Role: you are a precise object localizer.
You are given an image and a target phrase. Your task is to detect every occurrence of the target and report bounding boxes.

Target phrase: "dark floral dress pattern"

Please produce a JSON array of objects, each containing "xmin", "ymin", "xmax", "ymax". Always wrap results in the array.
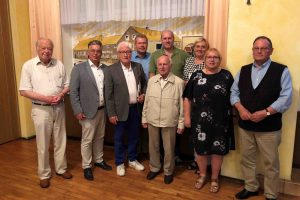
[{"xmin": 183, "ymin": 69, "xmax": 234, "ymax": 155}]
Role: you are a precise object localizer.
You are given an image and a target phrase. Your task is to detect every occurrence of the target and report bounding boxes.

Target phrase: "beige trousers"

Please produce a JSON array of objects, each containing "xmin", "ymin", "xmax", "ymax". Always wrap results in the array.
[
  {"xmin": 239, "ymin": 128, "xmax": 281, "ymax": 199},
  {"xmin": 31, "ymin": 103, "xmax": 67, "ymax": 180},
  {"xmin": 148, "ymin": 124, "xmax": 176, "ymax": 175},
  {"xmin": 79, "ymin": 109, "xmax": 106, "ymax": 169}
]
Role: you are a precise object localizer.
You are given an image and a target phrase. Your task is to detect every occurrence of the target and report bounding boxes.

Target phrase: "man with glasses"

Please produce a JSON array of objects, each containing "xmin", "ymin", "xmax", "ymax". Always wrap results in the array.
[
  {"xmin": 70, "ymin": 40, "xmax": 112, "ymax": 181},
  {"xmin": 231, "ymin": 36, "xmax": 292, "ymax": 200},
  {"xmin": 104, "ymin": 41, "xmax": 147, "ymax": 176}
]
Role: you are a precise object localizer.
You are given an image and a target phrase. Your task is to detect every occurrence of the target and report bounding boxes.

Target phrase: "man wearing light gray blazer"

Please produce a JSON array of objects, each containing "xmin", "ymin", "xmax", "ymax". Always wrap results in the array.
[
  {"xmin": 70, "ymin": 40, "xmax": 112, "ymax": 181},
  {"xmin": 104, "ymin": 41, "xmax": 147, "ymax": 176}
]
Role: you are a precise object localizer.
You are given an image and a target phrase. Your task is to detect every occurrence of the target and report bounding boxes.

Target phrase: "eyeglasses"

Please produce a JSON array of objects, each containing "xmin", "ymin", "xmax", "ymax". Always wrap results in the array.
[
  {"xmin": 252, "ymin": 47, "xmax": 270, "ymax": 52},
  {"xmin": 89, "ymin": 49, "xmax": 101, "ymax": 54},
  {"xmin": 118, "ymin": 51, "xmax": 132, "ymax": 54},
  {"xmin": 206, "ymin": 56, "xmax": 220, "ymax": 60}
]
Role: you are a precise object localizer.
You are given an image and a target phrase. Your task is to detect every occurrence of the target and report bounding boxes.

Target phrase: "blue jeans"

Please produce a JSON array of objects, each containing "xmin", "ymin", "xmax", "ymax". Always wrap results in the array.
[{"xmin": 114, "ymin": 105, "xmax": 140, "ymax": 165}]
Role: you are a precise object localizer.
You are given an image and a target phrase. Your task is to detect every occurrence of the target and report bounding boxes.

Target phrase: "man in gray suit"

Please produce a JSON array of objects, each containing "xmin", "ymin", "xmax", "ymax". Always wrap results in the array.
[
  {"xmin": 70, "ymin": 40, "xmax": 112, "ymax": 181},
  {"xmin": 104, "ymin": 41, "xmax": 147, "ymax": 176}
]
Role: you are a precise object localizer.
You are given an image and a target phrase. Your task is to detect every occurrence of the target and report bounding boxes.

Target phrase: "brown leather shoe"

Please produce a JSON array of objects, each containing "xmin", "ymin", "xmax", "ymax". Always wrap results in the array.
[
  {"xmin": 57, "ymin": 171, "xmax": 73, "ymax": 179},
  {"xmin": 40, "ymin": 178, "xmax": 50, "ymax": 188}
]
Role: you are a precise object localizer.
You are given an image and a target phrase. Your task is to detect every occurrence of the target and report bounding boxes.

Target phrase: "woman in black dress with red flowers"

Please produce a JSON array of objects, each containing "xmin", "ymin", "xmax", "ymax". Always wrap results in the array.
[{"xmin": 183, "ymin": 48, "xmax": 234, "ymax": 193}]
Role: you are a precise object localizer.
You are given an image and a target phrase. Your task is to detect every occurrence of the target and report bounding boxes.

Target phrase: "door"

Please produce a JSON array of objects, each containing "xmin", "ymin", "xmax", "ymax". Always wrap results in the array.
[{"xmin": 0, "ymin": 0, "xmax": 21, "ymax": 143}]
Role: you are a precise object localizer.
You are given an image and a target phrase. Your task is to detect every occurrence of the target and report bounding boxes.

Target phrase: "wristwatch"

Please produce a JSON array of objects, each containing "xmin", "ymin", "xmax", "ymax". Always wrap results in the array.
[{"xmin": 265, "ymin": 109, "xmax": 271, "ymax": 116}]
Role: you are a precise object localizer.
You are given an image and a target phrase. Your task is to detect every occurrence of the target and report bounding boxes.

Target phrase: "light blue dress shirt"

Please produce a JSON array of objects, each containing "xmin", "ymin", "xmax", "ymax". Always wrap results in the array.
[
  {"xmin": 131, "ymin": 51, "xmax": 151, "ymax": 80},
  {"xmin": 230, "ymin": 59, "xmax": 292, "ymax": 113}
]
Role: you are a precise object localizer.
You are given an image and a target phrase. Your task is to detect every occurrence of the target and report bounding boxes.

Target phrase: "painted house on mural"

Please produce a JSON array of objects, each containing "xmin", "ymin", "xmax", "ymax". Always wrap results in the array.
[
  {"xmin": 73, "ymin": 26, "xmax": 182, "ymax": 64},
  {"xmin": 101, "ymin": 35, "xmax": 122, "ymax": 63}
]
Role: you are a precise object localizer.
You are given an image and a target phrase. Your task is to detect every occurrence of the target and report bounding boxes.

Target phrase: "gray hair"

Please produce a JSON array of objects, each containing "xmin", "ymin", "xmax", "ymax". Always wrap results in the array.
[
  {"xmin": 157, "ymin": 54, "xmax": 172, "ymax": 65},
  {"xmin": 117, "ymin": 41, "xmax": 133, "ymax": 52},
  {"xmin": 35, "ymin": 38, "xmax": 54, "ymax": 49}
]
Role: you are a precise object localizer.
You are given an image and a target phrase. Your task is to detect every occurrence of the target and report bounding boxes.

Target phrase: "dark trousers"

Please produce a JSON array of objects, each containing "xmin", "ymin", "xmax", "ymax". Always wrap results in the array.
[{"xmin": 114, "ymin": 105, "xmax": 140, "ymax": 166}]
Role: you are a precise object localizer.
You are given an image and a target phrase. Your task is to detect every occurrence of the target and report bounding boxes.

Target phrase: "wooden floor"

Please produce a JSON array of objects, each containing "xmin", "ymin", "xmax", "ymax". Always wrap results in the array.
[{"xmin": 0, "ymin": 139, "xmax": 298, "ymax": 200}]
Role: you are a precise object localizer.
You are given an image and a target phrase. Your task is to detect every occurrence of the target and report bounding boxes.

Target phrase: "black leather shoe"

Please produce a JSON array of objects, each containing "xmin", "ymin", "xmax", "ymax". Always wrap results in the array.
[
  {"xmin": 83, "ymin": 168, "xmax": 94, "ymax": 181},
  {"xmin": 147, "ymin": 171, "xmax": 159, "ymax": 180},
  {"xmin": 94, "ymin": 161, "xmax": 112, "ymax": 171},
  {"xmin": 235, "ymin": 189, "xmax": 259, "ymax": 199},
  {"xmin": 266, "ymin": 198, "xmax": 276, "ymax": 200},
  {"xmin": 164, "ymin": 174, "xmax": 173, "ymax": 184}
]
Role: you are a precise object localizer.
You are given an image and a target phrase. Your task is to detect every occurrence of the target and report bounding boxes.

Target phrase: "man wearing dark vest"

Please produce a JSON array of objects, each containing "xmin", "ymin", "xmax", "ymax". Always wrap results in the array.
[{"xmin": 231, "ymin": 36, "xmax": 292, "ymax": 200}]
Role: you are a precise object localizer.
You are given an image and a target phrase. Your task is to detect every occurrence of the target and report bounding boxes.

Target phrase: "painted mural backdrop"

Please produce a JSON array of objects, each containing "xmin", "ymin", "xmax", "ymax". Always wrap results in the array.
[{"xmin": 64, "ymin": 16, "xmax": 204, "ymax": 66}]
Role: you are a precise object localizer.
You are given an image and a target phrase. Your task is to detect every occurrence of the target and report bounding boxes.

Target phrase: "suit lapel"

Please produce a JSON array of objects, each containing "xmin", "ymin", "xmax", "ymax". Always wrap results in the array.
[
  {"xmin": 116, "ymin": 61, "xmax": 128, "ymax": 87},
  {"xmin": 85, "ymin": 61, "xmax": 98, "ymax": 88},
  {"xmin": 132, "ymin": 62, "xmax": 139, "ymax": 85}
]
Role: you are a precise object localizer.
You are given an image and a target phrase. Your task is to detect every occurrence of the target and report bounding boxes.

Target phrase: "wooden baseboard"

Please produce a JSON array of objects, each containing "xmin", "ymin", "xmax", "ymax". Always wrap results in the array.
[
  {"xmin": 21, "ymin": 135, "xmax": 36, "ymax": 140},
  {"xmin": 257, "ymin": 174, "xmax": 300, "ymax": 196}
]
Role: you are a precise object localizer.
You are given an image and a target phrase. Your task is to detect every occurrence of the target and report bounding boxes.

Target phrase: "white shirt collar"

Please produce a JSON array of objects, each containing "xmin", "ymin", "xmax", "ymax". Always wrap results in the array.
[
  {"xmin": 88, "ymin": 59, "xmax": 102, "ymax": 68},
  {"xmin": 121, "ymin": 62, "xmax": 132, "ymax": 71}
]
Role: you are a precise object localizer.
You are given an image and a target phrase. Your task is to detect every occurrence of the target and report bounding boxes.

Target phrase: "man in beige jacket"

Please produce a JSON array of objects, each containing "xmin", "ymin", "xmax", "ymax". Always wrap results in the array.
[{"xmin": 142, "ymin": 55, "xmax": 184, "ymax": 184}]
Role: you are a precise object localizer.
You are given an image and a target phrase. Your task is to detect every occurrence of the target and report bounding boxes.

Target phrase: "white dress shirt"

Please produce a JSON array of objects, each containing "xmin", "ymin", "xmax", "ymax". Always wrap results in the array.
[
  {"xmin": 121, "ymin": 63, "xmax": 138, "ymax": 104},
  {"xmin": 89, "ymin": 60, "xmax": 104, "ymax": 107}
]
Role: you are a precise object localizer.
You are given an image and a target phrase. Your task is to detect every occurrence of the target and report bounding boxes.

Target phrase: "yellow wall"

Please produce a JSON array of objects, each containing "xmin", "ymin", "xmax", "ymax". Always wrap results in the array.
[
  {"xmin": 9, "ymin": 0, "xmax": 35, "ymax": 138},
  {"xmin": 222, "ymin": 0, "xmax": 300, "ymax": 180}
]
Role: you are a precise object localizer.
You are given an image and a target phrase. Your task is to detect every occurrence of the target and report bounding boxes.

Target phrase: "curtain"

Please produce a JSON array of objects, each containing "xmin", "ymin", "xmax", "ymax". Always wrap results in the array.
[
  {"xmin": 204, "ymin": 0, "xmax": 229, "ymax": 67},
  {"xmin": 29, "ymin": 0, "xmax": 62, "ymax": 60},
  {"xmin": 60, "ymin": 0, "xmax": 205, "ymax": 25}
]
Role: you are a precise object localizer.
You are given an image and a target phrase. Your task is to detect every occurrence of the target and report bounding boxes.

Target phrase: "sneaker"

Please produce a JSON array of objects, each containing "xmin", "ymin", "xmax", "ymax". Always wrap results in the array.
[
  {"xmin": 128, "ymin": 160, "xmax": 145, "ymax": 171},
  {"xmin": 116, "ymin": 164, "xmax": 125, "ymax": 176}
]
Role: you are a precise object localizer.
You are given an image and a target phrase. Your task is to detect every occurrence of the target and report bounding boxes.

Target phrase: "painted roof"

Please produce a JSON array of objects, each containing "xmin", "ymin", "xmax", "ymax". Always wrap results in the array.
[
  {"xmin": 102, "ymin": 35, "xmax": 122, "ymax": 45},
  {"xmin": 132, "ymin": 26, "xmax": 181, "ymax": 42},
  {"xmin": 73, "ymin": 35, "xmax": 122, "ymax": 51},
  {"xmin": 73, "ymin": 26, "xmax": 182, "ymax": 51},
  {"xmin": 73, "ymin": 35, "xmax": 102, "ymax": 51}
]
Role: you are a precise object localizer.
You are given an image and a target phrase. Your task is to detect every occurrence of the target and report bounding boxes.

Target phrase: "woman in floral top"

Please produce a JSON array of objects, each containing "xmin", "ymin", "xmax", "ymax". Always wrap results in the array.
[
  {"xmin": 183, "ymin": 48, "xmax": 234, "ymax": 193},
  {"xmin": 183, "ymin": 38, "xmax": 209, "ymax": 84}
]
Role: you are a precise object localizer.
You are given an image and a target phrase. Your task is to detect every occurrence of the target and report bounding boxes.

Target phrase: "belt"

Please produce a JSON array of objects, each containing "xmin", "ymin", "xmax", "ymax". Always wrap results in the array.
[
  {"xmin": 32, "ymin": 102, "xmax": 51, "ymax": 106},
  {"xmin": 98, "ymin": 106, "xmax": 105, "ymax": 110},
  {"xmin": 129, "ymin": 103, "xmax": 137, "ymax": 107}
]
